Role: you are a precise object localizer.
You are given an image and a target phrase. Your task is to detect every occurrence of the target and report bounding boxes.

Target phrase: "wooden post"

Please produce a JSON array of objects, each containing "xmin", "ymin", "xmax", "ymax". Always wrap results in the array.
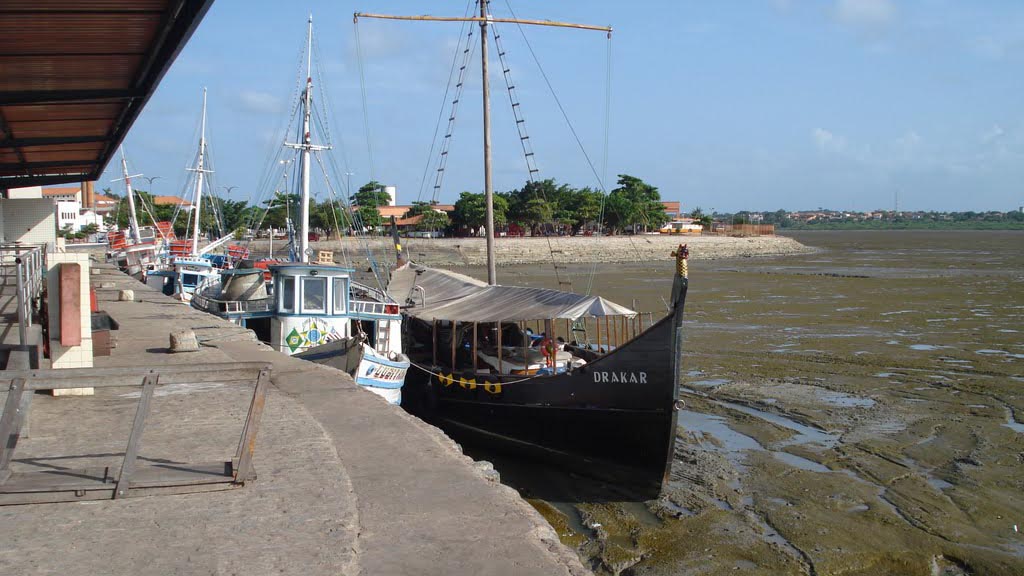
[
  {"xmin": 521, "ymin": 321, "xmax": 528, "ymax": 371},
  {"xmin": 451, "ymin": 321, "xmax": 457, "ymax": 368},
  {"xmin": 595, "ymin": 316, "xmax": 601, "ymax": 353},
  {"xmin": 234, "ymin": 368, "xmax": 269, "ymax": 483},
  {"xmin": 432, "ymin": 319, "xmax": 438, "ymax": 365},
  {"xmin": 565, "ymin": 318, "xmax": 571, "ymax": 344},
  {"xmin": 115, "ymin": 373, "xmax": 158, "ymax": 499},
  {"xmin": 472, "ymin": 322, "xmax": 478, "ymax": 371},
  {"xmin": 0, "ymin": 378, "xmax": 27, "ymax": 480},
  {"xmin": 605, "ymin": 316, "xmax": 611, "ymax": 350},
  {"xmin": 612, "ymin": 314, "xmax": 618, "ymax": 347},
  {"xmin": 497, "ymin": 321, "xmax": 503, "ymax": 373}
]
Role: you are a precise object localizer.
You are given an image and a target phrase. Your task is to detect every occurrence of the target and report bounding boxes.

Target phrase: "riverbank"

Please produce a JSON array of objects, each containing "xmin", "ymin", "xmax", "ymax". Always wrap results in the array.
[
  {"xmin": 248, "ymin": 234, "xmax": 813, "ymax": 268},
  {"xmin": 469, "ymin": 230, "xmax": 1024, "ymax": 575}
]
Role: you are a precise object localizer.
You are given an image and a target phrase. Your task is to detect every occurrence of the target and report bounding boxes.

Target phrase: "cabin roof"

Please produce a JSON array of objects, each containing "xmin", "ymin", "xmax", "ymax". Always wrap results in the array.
[
  {"xmin": 388, "ymin": 263, "xmax": 637, "ymax": 322},
  {"xmin": 269, "ymin": 264, "xmax": 355, "ymax": 276}
]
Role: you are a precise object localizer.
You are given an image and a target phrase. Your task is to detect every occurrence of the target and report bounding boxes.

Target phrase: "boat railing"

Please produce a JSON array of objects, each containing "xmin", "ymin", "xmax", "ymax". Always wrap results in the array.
[
  {"xmin": 350, "ymin": 299, "xmax": 398, "ymax": 317},
  {"xmin": 351, "ymin": 281, "xmax": 396, "ymax": 305},
  {"xmin": 191, "ymin": 277, "xmax": 274, "ymax": 315}
]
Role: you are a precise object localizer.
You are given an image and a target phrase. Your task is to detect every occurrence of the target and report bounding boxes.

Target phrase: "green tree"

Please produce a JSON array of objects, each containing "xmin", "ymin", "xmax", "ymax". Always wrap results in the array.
[
  {"xmin": 571, "ymin": 187, "xmax": 604, "ymax": 234},
  {"xmin": 350, "ymin": 180, "xmax": 391, "ymax": 207},
  {"xmin": 520, "ymin": 197, "xmax": 554, "ymax": 235},
  {"xmin": 416, "ymin": 210, "xmax": 450, "ymax": 232},
  {"xmin": 689, "ymin": 207, "xmax": 713, "ymax": 230},
  {"xmin": 605, "ymin": 174, "xmax": 667, "ymax": 233},
  {"xmin": 452, "ymin": 191, "xmax": 508, "ymax": 232}
]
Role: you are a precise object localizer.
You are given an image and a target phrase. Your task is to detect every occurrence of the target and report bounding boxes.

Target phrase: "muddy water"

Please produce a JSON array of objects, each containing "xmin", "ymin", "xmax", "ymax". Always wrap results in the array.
[{"xmin": 458, "ymin": 231, "xmax": 1024, "ymax": 575}]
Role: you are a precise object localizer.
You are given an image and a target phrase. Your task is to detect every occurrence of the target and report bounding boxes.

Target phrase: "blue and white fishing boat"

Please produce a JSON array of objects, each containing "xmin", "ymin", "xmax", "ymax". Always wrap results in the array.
[{"xmin": 191, "ymin": 16, "xmax": 408, "ymax": 403}]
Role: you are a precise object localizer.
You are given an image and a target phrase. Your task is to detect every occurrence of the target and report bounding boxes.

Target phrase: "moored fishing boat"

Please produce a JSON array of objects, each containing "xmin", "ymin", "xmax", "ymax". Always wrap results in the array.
[{"xmin": 190, "ymin": 16, "xmax": 408, "ymax": 404}]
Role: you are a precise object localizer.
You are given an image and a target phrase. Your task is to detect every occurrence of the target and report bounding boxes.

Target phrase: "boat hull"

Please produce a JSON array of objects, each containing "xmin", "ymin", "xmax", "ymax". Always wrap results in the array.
[{"xmin": 402, "ymin": 297, "xmax": 683, "ymax": 498}]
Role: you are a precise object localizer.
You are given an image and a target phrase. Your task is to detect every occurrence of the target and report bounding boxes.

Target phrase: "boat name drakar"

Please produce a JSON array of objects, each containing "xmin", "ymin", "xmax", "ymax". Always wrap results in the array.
[{"xmin": 593, "ymin": 371, "xmax": 648, "ymax": 384}]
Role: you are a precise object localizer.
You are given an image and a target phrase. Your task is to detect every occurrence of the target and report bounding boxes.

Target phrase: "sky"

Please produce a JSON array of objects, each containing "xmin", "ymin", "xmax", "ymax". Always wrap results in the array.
[{"xmin": 100, "ymin": 0, "xmax": 1024, "ymax": 213}]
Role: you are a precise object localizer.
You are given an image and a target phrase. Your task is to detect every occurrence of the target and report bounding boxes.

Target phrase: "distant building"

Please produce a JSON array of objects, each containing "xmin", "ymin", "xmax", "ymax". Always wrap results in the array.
[
  {"xmin": 93, "ymin": 194, "xmax": 119, "ymax": 216},
  {"xmin": 661, "ymin": 201, "xmax": 681, "ymax": 219},
  {"xmin": 364, "ymin": 204, "xmax": 455, "ymax": 220},
  {"xmin": 55, "ymin": 200, "xmax": 104, "ymax": 232},
  {"xmin": 152, "ymin": 195, "xmax": 192, "ymax": 208},
  {"xmin": 42, "ymin": 186, "xmax": 81, "ymax": 203}
]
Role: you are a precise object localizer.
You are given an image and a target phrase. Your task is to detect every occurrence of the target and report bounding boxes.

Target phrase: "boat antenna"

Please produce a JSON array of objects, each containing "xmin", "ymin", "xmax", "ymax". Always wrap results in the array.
[{"xmin": 354, "ymin": 3, "xmax": 611, "ymax": 286}]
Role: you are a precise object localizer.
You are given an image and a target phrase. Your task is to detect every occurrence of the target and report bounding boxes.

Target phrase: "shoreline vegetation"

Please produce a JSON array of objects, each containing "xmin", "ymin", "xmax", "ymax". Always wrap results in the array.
[{"xmin": 250, "ymin": 235, "xmax": 814, "ymax": 268}]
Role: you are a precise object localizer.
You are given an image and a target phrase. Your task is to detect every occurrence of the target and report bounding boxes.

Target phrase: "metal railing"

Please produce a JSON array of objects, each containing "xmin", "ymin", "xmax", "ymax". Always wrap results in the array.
[{"xmin": 0, "ymin": 244, "xmax": 45, "ymax": 345}]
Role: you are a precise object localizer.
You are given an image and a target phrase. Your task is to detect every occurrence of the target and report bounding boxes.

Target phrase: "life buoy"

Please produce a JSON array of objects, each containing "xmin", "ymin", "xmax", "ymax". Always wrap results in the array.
[{"xmin": 540, "ymin": 337, "xmax": 557, "ymax": 367}]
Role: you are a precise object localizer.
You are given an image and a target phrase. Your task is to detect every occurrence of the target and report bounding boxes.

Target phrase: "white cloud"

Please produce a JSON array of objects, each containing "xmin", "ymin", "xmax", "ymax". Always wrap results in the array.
[
  {"xmin": 981, "ymin": 124, "xmax": 1005, "ymax": 143},
  {"xmin": 834, "ymin": 0, "xmax": 895, "ymax": 29},
  {"xmin": 238, "ymin": 90, "xmax": 283, "ymax": 114},
  {"xmin": 895, "ymin": 130, "xmax": 922, "ymax": 149},
  {"xmin": 813, "ymin": 128, "xmax": 846, "ymax": 152}
]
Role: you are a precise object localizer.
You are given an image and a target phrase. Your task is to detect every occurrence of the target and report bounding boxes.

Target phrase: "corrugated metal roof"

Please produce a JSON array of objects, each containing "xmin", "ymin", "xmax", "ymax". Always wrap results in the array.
[{"xmin": 0, "ymin": 0, "xmax": 215, "ymax": 189}]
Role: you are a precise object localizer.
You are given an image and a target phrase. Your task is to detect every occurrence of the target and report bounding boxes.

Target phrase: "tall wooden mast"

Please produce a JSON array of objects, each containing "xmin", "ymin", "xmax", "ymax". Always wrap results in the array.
[
  {"xmin": 285, "ymin": 15, "xmax": 331, "ymax": 263},
  {"xmin": 355, "ymin": 2, "xmax": 611, "ymax": 285}
]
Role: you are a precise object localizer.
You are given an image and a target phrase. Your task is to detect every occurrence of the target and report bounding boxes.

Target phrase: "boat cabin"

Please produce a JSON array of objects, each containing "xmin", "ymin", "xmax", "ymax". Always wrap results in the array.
[
  {"xmin": 172, "ymin": 257, "xmax": 217, "ymax": 302},
  {"xmin": 268, "ymin": 264, "xmax": 402, "ymax": 357}
]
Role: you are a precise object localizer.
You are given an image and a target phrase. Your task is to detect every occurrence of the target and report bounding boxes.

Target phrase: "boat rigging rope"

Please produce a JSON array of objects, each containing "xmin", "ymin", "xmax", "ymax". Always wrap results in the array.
[
  {"xmin": 353, "ymin": 19, "xmax": 376, "ymax": 181},
  {"xmin": 501, "ymin": 0, "xmax": 613, "ymax": 296},
  {"xmin": 408, "ymin": 359, "xmax": 543, "ymax": 386}
]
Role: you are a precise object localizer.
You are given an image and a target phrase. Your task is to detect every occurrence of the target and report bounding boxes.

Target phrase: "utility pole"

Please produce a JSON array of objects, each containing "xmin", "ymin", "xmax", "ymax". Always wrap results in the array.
[{"xmin": 355, "ymin": 3, "xmax": 611, "ymax": 285}]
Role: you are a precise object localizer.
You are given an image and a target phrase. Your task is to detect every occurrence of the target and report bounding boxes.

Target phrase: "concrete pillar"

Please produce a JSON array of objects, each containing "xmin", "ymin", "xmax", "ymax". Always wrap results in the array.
[{"xmin": 46, "ymin": 252, "xmax": 94, "ymax": 395}]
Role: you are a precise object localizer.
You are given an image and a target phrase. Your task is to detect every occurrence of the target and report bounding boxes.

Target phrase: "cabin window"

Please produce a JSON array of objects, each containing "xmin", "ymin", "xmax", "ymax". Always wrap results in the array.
[
  {"xmin": 280, "ymin": 277, "xmax": 295, "ymax": 312},
  {"xmin": 302, "ymin": 277, "xmax": 327, "ymax": 313},
  {"xmin": 333, "ymin": 278, "xmax": 347, "ymax": 314},
  {"xmin": 182, "ymin": 273, "xmax": 199, "ymax": 288}
]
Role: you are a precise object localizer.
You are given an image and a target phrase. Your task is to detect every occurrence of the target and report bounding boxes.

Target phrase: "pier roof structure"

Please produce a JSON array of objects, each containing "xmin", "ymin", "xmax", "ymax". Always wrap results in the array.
[{"xmin": 0, "ymin": 0, "xmax": 214, "ymax": 189}]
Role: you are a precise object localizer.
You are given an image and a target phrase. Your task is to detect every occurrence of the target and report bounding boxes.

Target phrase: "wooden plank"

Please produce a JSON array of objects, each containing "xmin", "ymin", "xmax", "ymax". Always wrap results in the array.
[
  {"xmin": 114, "ymin": 373, "xmax": 157, "ymax": 499},
  {"xmin": 0, "ymin": 462, "xmax": 238, "ymax": 505},
  {"xmin": 0, "ymin": 361, "xmax": 269, "ymax": 389},
  {"xmin": 0, "ymin": 378, "xmax": 26, "ymax": 473},
  {"xmin": 233, "ymin": 368, "xmax": 269, "ymax": 483},
  {"xmin": 5, "ymin": 349, "xmax": 32, "ymax": 440}
]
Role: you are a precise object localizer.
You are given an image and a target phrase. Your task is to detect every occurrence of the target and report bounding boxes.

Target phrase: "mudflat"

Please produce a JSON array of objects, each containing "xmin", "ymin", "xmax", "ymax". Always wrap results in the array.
[{"xmin": 457, "ymin": 230, "xmax": 1024, "ymax": 576}]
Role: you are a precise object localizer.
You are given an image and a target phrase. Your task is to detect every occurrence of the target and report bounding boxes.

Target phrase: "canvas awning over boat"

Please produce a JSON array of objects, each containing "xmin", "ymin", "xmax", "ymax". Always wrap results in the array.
[{"xmin": 387, "ymin": 263, "xmax": 637, "ymax": 322}]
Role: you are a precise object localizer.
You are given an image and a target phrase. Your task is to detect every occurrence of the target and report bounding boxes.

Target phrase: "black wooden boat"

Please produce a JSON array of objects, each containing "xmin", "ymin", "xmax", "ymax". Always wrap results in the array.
[{"xmin": 389, "ymin": 245, "xmax": 689, "ymax": 497}]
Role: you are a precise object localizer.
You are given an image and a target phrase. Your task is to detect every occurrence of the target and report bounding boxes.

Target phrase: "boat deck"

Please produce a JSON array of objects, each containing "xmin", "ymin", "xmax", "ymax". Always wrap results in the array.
[{"xmin": 0, "ymin": 256, "xmax": 588, "ymax": 575}]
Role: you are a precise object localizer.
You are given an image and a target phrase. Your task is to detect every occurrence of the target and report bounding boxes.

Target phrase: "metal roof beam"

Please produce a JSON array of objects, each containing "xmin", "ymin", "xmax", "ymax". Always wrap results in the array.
[
  {"xmin": 0, "ymin": 173, "xmax": 91, "ymax": 188},
  {"xmin": 0, "ymin": 135, "xmax": 108, "ymax": 148},
  {"xmin": 0, "ymin": 159, "xmax": 94, "ymax": 170},
  {"xmin": 0, "ymin": 89, "xmax": 144, "ymax": 106}
]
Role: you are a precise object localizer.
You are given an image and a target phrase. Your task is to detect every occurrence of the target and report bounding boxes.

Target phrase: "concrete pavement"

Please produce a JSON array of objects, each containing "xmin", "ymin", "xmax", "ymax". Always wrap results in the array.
[{"xmin": 0, "ymin": 259, "xmax": 589, "ymax": 575}]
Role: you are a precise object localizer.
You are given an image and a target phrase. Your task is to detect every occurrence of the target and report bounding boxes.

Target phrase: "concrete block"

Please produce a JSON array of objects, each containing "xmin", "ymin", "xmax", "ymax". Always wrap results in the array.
[
  {"xmin": 169, "ymin": 330, "xmax": 200, "ymax": 353},
  {"xmin": 118, "ymin": 289, "xmax": 134, "ymax": 302}
]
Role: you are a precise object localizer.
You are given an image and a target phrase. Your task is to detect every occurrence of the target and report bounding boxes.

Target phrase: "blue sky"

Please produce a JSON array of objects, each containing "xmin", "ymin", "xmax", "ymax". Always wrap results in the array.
[{"xmin": 102, "ymin": 0, "xmax": 1024, "ymax": 213}]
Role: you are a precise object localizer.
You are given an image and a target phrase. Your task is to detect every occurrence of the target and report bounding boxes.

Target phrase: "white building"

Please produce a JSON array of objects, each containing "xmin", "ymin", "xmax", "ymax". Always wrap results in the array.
[{"xmin": 55, "ymin": 200, "xmax": 105, "ymax": 233}]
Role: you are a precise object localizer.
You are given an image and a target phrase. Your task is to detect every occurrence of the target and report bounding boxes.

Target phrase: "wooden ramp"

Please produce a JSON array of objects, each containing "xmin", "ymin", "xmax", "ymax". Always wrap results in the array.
[{"xmin": 0, "ymin": 355, "xmax": 270, "ymax": 506}]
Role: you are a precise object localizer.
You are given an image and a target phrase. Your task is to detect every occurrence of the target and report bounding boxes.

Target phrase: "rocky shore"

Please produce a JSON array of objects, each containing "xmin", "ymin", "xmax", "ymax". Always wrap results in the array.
[{"xmin": 252, "ymin": 234, "xmax": 813, "ymax": 267}]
